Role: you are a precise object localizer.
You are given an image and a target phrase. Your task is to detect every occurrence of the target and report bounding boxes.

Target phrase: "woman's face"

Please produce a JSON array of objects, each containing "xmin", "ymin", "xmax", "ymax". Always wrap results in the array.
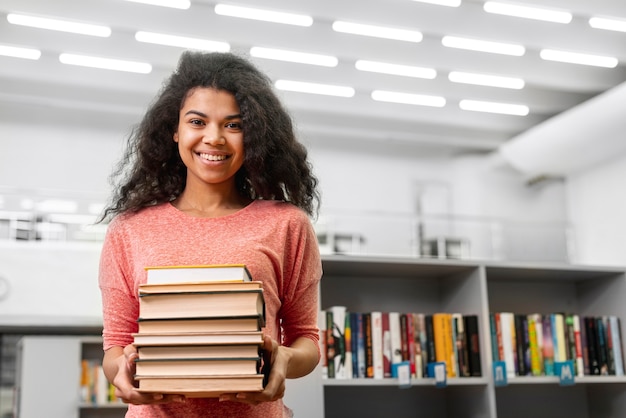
[{"xmin": 174, "ymin": 87, "xmax": 245, "ymax": 190}]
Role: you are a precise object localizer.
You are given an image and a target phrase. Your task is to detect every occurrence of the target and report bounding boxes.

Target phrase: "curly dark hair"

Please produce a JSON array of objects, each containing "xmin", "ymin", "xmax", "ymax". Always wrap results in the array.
[{"xmin": 100, "ymin": 51, "xmax": 320, "ymax": 222}]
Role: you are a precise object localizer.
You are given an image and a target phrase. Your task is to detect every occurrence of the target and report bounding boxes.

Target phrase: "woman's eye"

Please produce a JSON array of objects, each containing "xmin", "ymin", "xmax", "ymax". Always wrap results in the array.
[
  {"xmin": 189, "ymin": 119, "xmax": 204, "ymax": 125},
  {"xmin": 226, "ymin": 122, "xmax": 242, "ymax": 129}
]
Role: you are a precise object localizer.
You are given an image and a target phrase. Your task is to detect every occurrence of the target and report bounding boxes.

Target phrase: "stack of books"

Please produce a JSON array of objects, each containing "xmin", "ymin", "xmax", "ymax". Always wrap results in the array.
[{"xmin": 133, "ymin": 264, "xmax": 268, "ymax": 397}]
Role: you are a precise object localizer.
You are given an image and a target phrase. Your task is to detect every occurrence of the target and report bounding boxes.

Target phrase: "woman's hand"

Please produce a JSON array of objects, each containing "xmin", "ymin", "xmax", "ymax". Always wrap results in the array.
[{"xmin": 104, "ymin": 344, "xmax": 186, "ymax": 405}]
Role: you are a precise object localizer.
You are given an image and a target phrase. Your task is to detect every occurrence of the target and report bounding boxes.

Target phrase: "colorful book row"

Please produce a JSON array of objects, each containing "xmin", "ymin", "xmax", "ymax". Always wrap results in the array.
[
  {"xmin": 321, "ymin": 307, "xmax": 482, "ymax": 380},
  {"xmin": 489, "ymin": 312, "xmax": 624, "ymax": 377}
]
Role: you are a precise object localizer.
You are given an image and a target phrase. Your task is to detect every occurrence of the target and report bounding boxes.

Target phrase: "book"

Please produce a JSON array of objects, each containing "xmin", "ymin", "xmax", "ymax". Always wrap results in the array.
[
  {"xmin": 464, "ymin": 314, "xmax": 482, "ymax": 377},
  {"xmin": 499, "ymin": 312, "xmax": 516, "ymax": 378},
  {"xmin": 609, "ymin": 316, "xmax": 625, "ymax": 376},
  {"xmin": 542, "ymin": 314, "xmax": 555, "ymax": 376},
  {"xmin": 453, "ymin": 313, "xmax": 469, "ymax": 377},
  {"xmin": 132, "ymin": 331, "xmax": 264, "ymax": 346},
  {"xmin": 329, "ymin": 306, "xmax": 349, "ymax": 379},
  {"xmin": 363, "ymin": 313, "xmax": 374, "ymax": 378},
  {"xmin": 382, "ymin": 312, "xmax": 392, "ymax": 378},
  {"xmin": 433, "ymin": 313, "xmax": 455, "ymax": 377},
  {"xmin": 572, "ymin": 314, "xmax": 584, "ymax": 377},
  {"xmin": 135, "ymin": 357, "xmax": 261, "ymax": 376},
  {"xmin": 527, "ymin": 313, "xmax": 543, "ymax": 376},
  {"xmin": 325, "ymin": 310, "xmax": 335, "ymax": 379},
  {"xmin": 145, "ymin": 264, "xmax": 252, "ymax": 284},
  {"xmin": 355, "ymin": 313, "xmax": 366, "ymax": 378},
  {"xmin": 389, "ymin": 312, "xmax": 403, "ymax": 366},
  {"xmin": 139, "ymin": 280, "xmax": 262, "ymax": 294},
  {"xmin": 135, "ymin": 374, "xmax": 264, "ymax": 397},
  {"xmin": 137, "ymin": 344, "xmax": 260, "ymax": 360},
  {"xmin": 585, "ymin": 316, "xmax": 600, "ymax": 375},
  {"xmin": 412, "ymin": 313, "xmax": 426, "ymax": 378},
  {"xmin": 138, "ymin": 288, "xmax": 265, "ymax": 320},
  {"xmin": 344, "ymin": 310, "xmax": 353, "ymax": 379},
  {"xmin": 137, "ymin": 315, "xmax": 264, "ymax": 334},
  {"xmin": 371, "ymin": 311, "xmax": 384, "ymax": 379}
]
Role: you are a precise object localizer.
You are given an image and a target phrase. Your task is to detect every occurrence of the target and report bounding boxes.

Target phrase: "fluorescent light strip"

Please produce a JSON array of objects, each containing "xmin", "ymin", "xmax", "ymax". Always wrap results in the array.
[
  {"xmin": 356, "ymin": 60, "xmax": 436, "ymax": 79},
  {"xmin": 7, "ymin": 13, "xmax": 111, "ymax": 37},
  {"xmin": 411, "ymin": 0, "xmax": 461, "ymax": 7},
  {"xmin": 0, "ymin": 45, "xmax": 41, "ymax": 60},
  {"xmin": 214, "ymin": 4, "xmax": 313, "ymax": 26},
  {"xmin": 448, "ymin": 71, "xmax": 524, "ymax": 89},
  {"xmin": 483, "ymin": 1, "xmax": 572, "ymax": 24},
  {"xmin": 59, "ymin": 53, "xmax": 152, "ymax": 74},
  {"xmin": 136, "ymin": 31, "xmax": 230, "ymax": 52},
  {"xmin": 589, "ymin": 16, "xmax": 626, "ymax": 33},
  {"xmin": 250, "ymin": 47, "xmax": 338, "ymax": 67},
  {"xmin": 124, "ymin": 0, "xmax": 190, "ymax": 9},
  {"xmin": 459, "ymin": 99, "xmax": 529, "ymax": 116},
  {"xmin": 442, "ymin": 36, "xmax": 525, "ymax": 56},
  {"xmin": 332, "ymin": 21, "xmax": 423, "ymax": 43},
  {"xmin": 275, "ymin": 80, "xmax": 355, "ymax": 97},
  {"xmin": 371, "ymin": 90, "xmax": 446, "ymax": 107},
  {"xmin": 540, "ymin": 49, "xmax": 618, "ymax": 68}
]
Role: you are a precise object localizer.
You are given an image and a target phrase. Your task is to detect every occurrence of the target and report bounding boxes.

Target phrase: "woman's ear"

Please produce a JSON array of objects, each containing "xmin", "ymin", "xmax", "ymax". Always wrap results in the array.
[{"xmin": 173, "ymin": 132, "xmax": 179, "ymax": 143}]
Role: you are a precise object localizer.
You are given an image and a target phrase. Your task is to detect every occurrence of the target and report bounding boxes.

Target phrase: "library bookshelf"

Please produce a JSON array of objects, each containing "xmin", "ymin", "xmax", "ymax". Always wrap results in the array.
[{"xmin": 319, "ymin": 255, "xmax": 626, "ymax": 418}]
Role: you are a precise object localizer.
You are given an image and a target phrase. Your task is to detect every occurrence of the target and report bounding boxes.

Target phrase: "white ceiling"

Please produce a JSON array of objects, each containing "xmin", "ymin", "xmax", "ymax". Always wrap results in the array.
[{"xmin": 1, "ymin": 0, "xmax": 626, "ymax": 158}]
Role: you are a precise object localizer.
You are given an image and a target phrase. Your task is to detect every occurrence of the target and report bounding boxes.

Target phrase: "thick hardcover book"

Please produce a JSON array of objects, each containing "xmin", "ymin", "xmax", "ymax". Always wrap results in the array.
[
  {"xmin": 135, "ymin": 374, "xmax": 264, "ymax": 397},
  {"xmin": 137, "ymin": 315, "xmax": 264, "ymax": 334},
  {"xmin": 137, "ymin": 344, "xmax": 260, "ymax": 360},
  {"xmin": 145, "ymin": 264, "xmax": 253, "ymax": 284},
  {"xmin": 135, "ymin": 357, "xmax": 261, "ymax": 376},
  {"xmin": 139, "ymin": 281, "xmax": 262, "ymax": 294},
  {"xmin": 464, "ymin": 314, "xmax": 482, "ymax": 377},
  {"xmin": 433, "ymin": 313, "xmax": 454, "ymax": 377},
  {"xmin": 132, "ymin": 331, "xmax": 264, "ymax": 346},
  {"xmin": 138, "ymin": 288, "xmax": 265, "ymax": 320}
]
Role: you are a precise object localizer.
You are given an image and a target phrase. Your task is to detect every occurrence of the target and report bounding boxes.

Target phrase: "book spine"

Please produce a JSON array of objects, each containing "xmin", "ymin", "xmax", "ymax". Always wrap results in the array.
[
  {"xmin": 572, "ymin": 314, "xmax": 584, "ymax": 377},
  {"xmin": 382, "ymin": 312, "xmax": 392, "ymax": 378},
  {"xmin": 414, "ymin": 313, "xmax": 427, "ymax": 378},
  {"xmin": 330, "ymin": 306, "xmax": 348, "ymax": 379},
  {"xmin": 325, "ymin": 310, "xmax": 335, "ymax": 379},
  {"xmin": 596, "ymin": 316, "xmax": 609, "ymax": 375},
  {"xmin": 500, "ymin": 312, "xmax": 516, "ymax": 378},
  {"xmin": 344, "ymin": 310, "xmax": 353, "ymax": 379},
  {"xmin": 405, "ymin": 313, "xmax": 417, "ymax": 378},
  {"xmin": 610, "ymin": 316, "xmax": 625, "ymax": 376},
  {"xmin": 542, "ymin": 314, "xmax": 554, "ymax": 375},
  {"xmin": 527, "ymin": 314, "xmax": 542, "ymax": 376},
  {"xmin": 579, "ymin": 315, "xmax": 590, "ymax": 375},
  {"xmin": 425, "ymin": 315, "xmax": 436, "ymax": 367},
  {"xmin": 586, "ymin": 316, "xmax": 600, "ymax": 375},
  {"xmin": 465, "ymin": 315, "xmax": 482, "ymax": 377},
  {"xmin": 489, "ymin": 313, "xmax": 499, "ymax": 362},
  {"xmin": 371, "ymin": 311, "xmax": 384, "ymax": 379},
  {"xmin": 364, "ymin": 313, "xmax": 374, "ymax": 378}
]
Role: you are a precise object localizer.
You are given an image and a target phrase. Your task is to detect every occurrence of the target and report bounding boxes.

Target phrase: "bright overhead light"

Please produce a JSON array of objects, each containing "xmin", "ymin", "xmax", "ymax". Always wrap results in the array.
[
  {"xmin": 250, "ymin": 47, "xmax": 338, "ymax": 67},
  {"xmin": 355, "ymin": 60, "xmax": 436, "ymax": 79},
  {"xmin": 589, "ymin": 16, "xmax": 626, "ymax": 33},
  {"xmin": 123, "ymin": 0, "xmax": 190, "ymax": 9},
  {"xmin": 135, "ymin": 31, "xmax": 230, "ymax": 52},
  {"xmin": 448, "ymin": 71, "xmax": 524, "ymax": 89},
  {"xmin": 36, "ymin": 199, "xmax": 78, "ymax": 214},
  {"xmin": 483, "ymin": 1, "xmax": 572, "ymax": 24},
  {"xmin": 540, "ymin": 49, "xmax": 618, "ymax": 68},
  {"xmin": 410, "ymin": 0, "xmax": 461, "ymax": 6},
  {"xmin": 441, "ymin": 36, "xmax": 525, "ymax": 56},
  {"xmin": 0, "ymin": 45, "xmax": 41, "ymax": 60},
  {"xmin": 59, "ymin": 53, "xmax": 152, "ymax": 74},
  {"xmin": 332, "ymin": 21, "xmax": 423, "ymax": 43},
  {"xmin": 7, "ymin": 13, "xmax": 111, "ymax": 37},
  {"xmin": 214, "ymin": 4, "xmax": 313, "ymax": 26},
  {"xmin": 275, "ymin": 80, "xmax": 355, "ymax": 97},
  {"xmin": 371, "ymin": 90, "xmax": 446, "ymax": 107},
  {"xmin": 459, "ymin": 99, "xmax": 529, "ymax": 116}
]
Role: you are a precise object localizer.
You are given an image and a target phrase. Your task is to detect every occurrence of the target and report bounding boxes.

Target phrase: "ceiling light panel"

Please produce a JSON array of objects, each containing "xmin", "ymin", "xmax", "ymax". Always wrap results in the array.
[
  {"xmin": 448, "ymin": 71, "xmax": 524, "ymax": 89},
  {"xmin": 540, "ymin": 49, "xmax": 619, "ymax": 68},
  {"xmin": 250, "ymin": 47, "xmax": 338, "ymax": 67},
  {"xmin": 275, "ymin": 80, "xmax": 355, "ymax": 97},
  {"xmin": 123, "ymin": 0, "xmax": 190, "ymax": 9},
  {"xmin": 589, "ymin": 16, "xmax": 626, "ymax": 33},
  {"xmin": 7, "ymin": 13, "xmax": 111, "ymax": 37},
  {"xmin": 0, "ymin": 45, "xmax": 41, "ymax": 60},
  {"xmin": 371, "ymin": 90, "xmax": 446, "ymax": 107},
  {"xmin": 441, "ymin": 36, "xmax": 525, "ymax": 56},
  {"xmin": 483, "ymin": 1, "xmax": 572, "ymax": 24},
  {"xmin": 459, "ymin": 99, "xmax": 529, "ymax": 116},
  {"xmin": 332, "ymin": 21, "xmax": 423, "ymax": 42},
  {"xmin": 59, "ymin": 53, "xmax": 152, "ymax": 74},
  {"xmin": 214, "ymin": 4, "xmax": 313, "ymax": 26},
  {"xmin": 355, "ymin": 60, "xmax": 436, "ymax": 79},
  {"xmin": 135, "ymin": 31, "xmax": 230, "ymax": 52}
]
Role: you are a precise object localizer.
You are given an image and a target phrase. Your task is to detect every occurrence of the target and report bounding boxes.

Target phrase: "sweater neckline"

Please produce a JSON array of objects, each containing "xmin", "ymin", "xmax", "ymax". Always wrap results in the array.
[{"xmin": 166, "ymin": 199, "xmax": 259, "ymax": 220}]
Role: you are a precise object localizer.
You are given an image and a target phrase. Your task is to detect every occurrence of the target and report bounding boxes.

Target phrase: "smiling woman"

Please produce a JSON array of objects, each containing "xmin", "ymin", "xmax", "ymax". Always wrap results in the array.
[{"xmin": 97, "ymin": 51, "xmax": 322, "ymax": 418}]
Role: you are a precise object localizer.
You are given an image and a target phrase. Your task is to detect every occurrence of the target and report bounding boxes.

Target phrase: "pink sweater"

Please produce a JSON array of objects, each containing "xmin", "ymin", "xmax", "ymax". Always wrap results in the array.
[{"xmin": 99, "ymin": 200, "xmax": 322, "ymax": 417}]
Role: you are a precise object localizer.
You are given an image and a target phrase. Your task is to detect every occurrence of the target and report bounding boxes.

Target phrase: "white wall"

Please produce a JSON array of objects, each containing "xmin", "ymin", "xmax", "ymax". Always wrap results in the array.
[{"xmin": 566, "ymin": 153, "xmax": 626, "ymax": 266}]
